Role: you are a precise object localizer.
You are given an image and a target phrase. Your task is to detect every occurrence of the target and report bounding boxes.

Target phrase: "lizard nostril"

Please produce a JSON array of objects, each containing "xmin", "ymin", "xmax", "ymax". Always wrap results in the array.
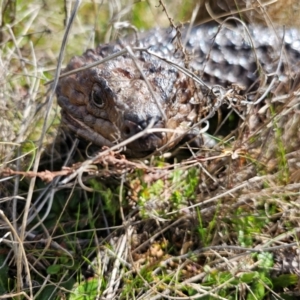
[
  {"xmin": 123, "ymin": 125, "xmax": 131, "ymax": 136},
  {"xmin": 122, "ymin": 117, "xmax": 164, "ymax": 139},
  {"xmin": 122, "ymin": 120, "xmax": 141, "ymax": 137}
]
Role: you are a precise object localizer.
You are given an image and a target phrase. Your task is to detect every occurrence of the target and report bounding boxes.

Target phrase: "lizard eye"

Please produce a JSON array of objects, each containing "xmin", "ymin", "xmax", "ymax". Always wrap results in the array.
[{"xmin": 91, "ymin": 89, "xmax": 105, "ymax": 108}]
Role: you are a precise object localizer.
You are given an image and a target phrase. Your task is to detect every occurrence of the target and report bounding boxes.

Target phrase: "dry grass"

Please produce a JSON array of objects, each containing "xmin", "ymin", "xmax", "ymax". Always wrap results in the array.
[{"xmin": 1, "ymin": 0, "xmax": 300, "ymax": 299}]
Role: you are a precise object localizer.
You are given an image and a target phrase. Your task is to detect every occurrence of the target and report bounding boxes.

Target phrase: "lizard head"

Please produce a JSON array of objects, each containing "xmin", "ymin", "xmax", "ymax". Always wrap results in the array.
[{"xmin": 56, "ymin": 43, "xmax": 199, "ymax": 157}]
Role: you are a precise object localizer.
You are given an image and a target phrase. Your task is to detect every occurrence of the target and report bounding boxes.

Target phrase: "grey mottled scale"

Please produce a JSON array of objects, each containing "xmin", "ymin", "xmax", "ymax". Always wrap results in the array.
[{"xmin": 139, "ymin": 24, "xmax": 300, "ymax": 87}]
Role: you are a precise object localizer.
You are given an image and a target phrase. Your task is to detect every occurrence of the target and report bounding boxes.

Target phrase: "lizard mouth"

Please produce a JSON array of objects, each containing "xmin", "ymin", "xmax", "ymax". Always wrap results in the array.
[{"xmin": 121, "ymin": 118, "xmax": 167, "ymax": 156}]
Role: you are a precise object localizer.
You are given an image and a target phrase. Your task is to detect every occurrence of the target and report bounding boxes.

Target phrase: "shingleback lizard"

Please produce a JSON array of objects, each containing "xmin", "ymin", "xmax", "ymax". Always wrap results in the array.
[{"xmin": 56, "ymin": 23, "xmax": 300, "ymax": 157}]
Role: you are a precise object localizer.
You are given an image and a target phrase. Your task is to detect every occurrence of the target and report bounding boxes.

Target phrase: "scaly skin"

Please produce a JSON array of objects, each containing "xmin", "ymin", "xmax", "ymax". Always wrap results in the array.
[{"xmin": 56, "ymin": 23, "xmax": 300, "ymax": 157}]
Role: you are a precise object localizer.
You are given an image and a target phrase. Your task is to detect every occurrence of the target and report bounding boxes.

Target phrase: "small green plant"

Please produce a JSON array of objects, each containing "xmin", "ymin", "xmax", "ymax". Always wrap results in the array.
[
  {"xmin": 137, "ymin": 166, "xmax": 199, "ymax": 218},
  {"xmin": 269, "ymin": 104, "xmax": 289, "ymax": 183},
  {"xmin": 196, "ymin": 202, "xmax": 220, "ymax": 247},
  {"xmin": 69, "ymin": 277, "xmax": 100, "ymax": 300},
  {"xmin": 232, "ymin": 207, "xmax": 269, "ymax": 247}
]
